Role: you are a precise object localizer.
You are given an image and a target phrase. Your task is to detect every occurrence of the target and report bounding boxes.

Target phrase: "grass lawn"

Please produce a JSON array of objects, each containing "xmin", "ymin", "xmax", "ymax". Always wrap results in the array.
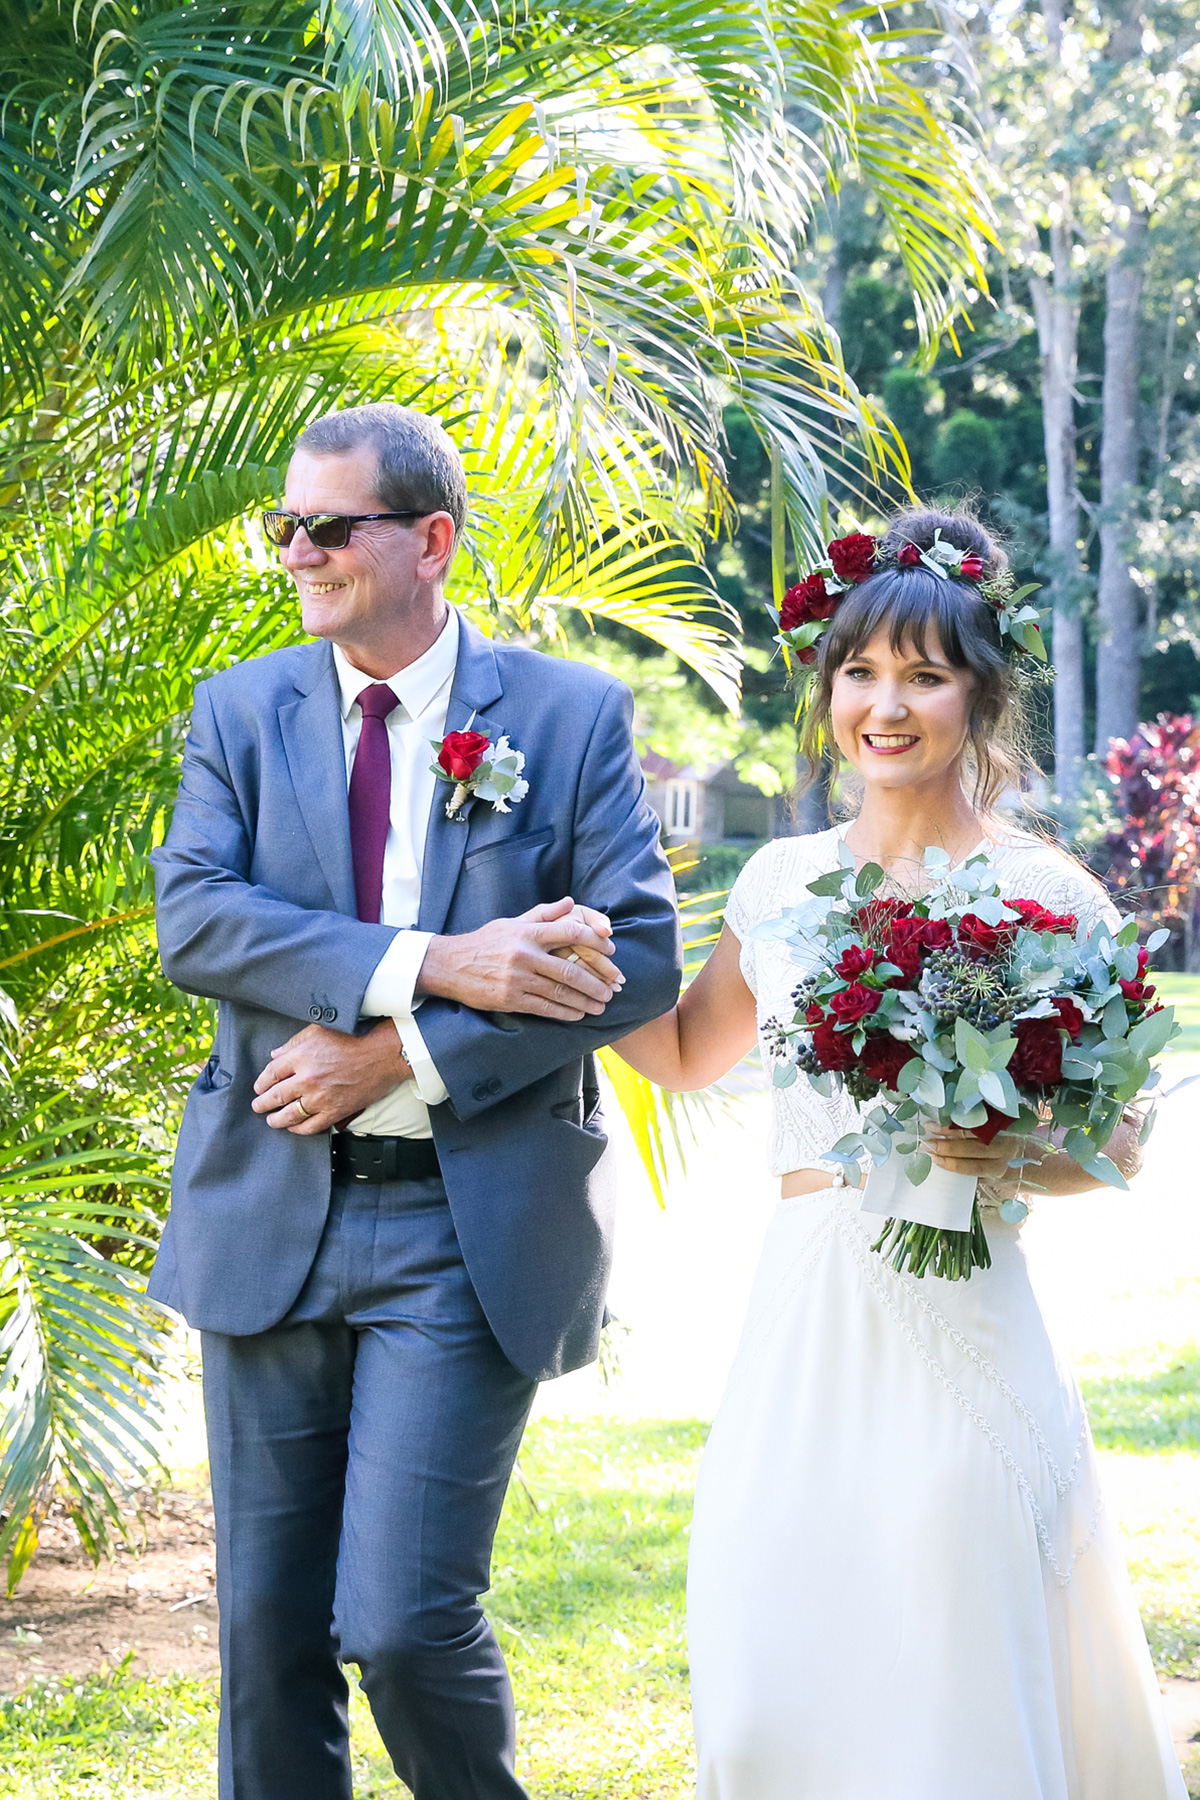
[
  {"xmin": 0, "ymin": 1421, "xmax": 704, "ymax": 1800},
  {"xmin": 1156, "ymin": 973, "xmax": 1200, "ymax": 1054},
  {"xmin": 3, "ymin": 1403, "xmax": 1197, "ymax": 1797}
]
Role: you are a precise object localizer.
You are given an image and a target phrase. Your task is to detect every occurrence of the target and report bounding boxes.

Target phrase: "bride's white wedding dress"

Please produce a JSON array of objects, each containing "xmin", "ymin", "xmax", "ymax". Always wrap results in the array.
[{"xmin": 688, "ymin": 827, "xmax": 1185, "ymax": 1800}]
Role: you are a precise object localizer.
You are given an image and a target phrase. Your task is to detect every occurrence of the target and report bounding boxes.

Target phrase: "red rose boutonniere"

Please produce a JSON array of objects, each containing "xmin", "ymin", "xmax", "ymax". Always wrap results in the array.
[{"xmin": 429, "ymin": 716, "xmax": 530, "ymax": 822}]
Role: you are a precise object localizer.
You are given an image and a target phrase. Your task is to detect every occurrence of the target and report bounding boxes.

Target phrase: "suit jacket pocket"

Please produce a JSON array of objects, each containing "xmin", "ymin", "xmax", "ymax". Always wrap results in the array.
[
  {"xmin": 195, "ymin": 1054, "xmax": 233, "ymax": 1093},
  {"xmin": 463, "ymin": 825, "xmax": 555, "ymax": 871}
]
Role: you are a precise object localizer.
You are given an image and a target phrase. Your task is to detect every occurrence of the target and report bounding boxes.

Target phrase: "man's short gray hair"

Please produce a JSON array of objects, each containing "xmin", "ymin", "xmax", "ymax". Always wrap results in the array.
[{"xmin": 296, "ymin": 402, "xmax": 468, "ymax": 536}]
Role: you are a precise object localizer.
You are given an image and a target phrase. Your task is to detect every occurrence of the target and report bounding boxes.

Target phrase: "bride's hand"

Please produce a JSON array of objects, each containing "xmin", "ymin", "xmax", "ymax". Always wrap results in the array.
[
  {"xmin": 921, "ymin": 1124, "xmax": 1020, "ymax": 1182},
  {"xmin": 548, "ymin": 903, "xmax": 619, "ymax": 980}
]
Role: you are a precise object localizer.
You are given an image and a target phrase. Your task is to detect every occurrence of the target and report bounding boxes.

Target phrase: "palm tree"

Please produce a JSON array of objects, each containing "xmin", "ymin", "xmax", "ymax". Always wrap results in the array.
[{"xmin": 0, "ymin": 0, "xmax": 993, "ymax": 1586}]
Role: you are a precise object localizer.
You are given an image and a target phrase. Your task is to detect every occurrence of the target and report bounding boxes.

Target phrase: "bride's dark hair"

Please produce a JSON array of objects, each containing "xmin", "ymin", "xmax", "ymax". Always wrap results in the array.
[{"xmin": 798, "ymin": 504, "xmax": 1038, "ymax": 816}]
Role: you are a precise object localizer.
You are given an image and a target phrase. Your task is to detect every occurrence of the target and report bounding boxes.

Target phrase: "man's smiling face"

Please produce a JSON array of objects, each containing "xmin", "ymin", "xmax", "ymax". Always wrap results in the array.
[{"xmin": 280, "ymin": 445, "xmax": 428, "ymax": 644}]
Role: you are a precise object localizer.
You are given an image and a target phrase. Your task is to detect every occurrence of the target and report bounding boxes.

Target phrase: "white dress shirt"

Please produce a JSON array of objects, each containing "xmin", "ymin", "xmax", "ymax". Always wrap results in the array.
[{"xmin": 333, "ymin": 609, "xmax": 459, "ymax": 1136}]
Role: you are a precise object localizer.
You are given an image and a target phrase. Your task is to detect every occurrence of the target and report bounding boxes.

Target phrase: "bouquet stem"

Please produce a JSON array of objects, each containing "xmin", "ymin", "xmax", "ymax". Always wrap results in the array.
[{"xmin": 871, "ymin": 1203, "xmax": 992, "ymax": 1281}]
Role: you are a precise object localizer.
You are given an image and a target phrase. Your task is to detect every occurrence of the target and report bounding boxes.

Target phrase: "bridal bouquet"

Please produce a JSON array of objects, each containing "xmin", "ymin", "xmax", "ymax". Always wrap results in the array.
[{"xmin": 757, "ymin": 848, "xmax": 1177, "ymax": 1280}]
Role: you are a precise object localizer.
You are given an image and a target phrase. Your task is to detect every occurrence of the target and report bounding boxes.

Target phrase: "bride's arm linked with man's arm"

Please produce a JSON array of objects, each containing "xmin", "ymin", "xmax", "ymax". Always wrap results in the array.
[{"xmin": 155, "ymin": 670, "xmax": 680, "ymax": 1132}]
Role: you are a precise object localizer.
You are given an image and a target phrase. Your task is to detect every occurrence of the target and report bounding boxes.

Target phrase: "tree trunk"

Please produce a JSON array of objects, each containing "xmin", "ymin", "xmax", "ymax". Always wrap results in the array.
[
  {"xmin": 1094, "ymin": 8, "xmax": 1148, "ymax": 755},
  {"xmin": 1029, "ymin": 208, "xmax": 1085, "ymax": 812}
]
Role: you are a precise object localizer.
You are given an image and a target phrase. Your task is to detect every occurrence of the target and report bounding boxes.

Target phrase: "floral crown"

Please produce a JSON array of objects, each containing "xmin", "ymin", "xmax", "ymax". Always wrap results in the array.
[{"xmin": 777, "ymin": 529, "xmax": 1046, "ymax": 675}]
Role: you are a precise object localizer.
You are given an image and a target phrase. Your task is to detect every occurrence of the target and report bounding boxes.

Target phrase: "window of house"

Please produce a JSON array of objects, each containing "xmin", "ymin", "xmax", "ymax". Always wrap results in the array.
[{"xmin": 665, "ymin": 779, "xmax": 700, "ymax": 836}]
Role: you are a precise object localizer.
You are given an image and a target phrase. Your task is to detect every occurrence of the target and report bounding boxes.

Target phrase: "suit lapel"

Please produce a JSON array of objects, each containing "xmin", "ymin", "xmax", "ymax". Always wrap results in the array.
[
  {"xmin": 418, "ymin": 616, "xmax": 505, "ymax": 936},
  {"xmin": 278, "ymin": 642, "xmax": 357, "ymax": 917}
]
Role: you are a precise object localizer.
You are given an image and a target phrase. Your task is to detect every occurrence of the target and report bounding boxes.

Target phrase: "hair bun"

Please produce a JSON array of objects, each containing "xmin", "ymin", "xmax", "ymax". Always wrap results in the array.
[{"xmin": 878, "ymin": 505, "xmax": 1006, "ymax": 583}]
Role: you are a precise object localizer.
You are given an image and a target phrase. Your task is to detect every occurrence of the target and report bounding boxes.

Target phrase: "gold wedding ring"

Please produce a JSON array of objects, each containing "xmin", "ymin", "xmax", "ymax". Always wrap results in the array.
[
  {"xmin": 295, "ymin": 1097, "xmax": 312, "ymax": 1119},
  {"xmin": 565, "ymin": 951, "xmax": 581, "ymax": 964}
]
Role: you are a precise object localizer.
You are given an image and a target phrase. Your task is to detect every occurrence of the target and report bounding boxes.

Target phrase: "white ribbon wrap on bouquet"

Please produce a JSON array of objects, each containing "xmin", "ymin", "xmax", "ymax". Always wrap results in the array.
[{"xmin": 857, "ymin": 1152, "xmax": 977, "ymax": 1232}]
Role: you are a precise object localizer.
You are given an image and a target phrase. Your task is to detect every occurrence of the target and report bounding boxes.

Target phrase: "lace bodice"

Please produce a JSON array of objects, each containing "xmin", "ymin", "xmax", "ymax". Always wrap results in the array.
[{"xmin": 725, "ymin": 826, "xmax": 1122, "ymax": 1179}]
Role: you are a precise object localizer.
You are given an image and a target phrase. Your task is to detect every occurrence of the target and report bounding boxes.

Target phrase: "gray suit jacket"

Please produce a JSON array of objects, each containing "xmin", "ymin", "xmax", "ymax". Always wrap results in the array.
[{"xmin": 149, "ymin": 615, "xmax": 682, "ymax": 1379}]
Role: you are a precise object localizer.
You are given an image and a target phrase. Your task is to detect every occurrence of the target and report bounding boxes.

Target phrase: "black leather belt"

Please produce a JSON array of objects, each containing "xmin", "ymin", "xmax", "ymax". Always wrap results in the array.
[{"xmin": 330, "ymin": 1133, "xmax": 441, "ymax": 1184}]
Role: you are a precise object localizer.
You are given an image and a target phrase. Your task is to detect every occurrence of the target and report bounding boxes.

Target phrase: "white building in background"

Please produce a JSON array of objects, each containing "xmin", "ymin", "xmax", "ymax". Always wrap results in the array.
[{"xmin": 640, "ymin": 752, "xmax": 796, "ymax": 848}]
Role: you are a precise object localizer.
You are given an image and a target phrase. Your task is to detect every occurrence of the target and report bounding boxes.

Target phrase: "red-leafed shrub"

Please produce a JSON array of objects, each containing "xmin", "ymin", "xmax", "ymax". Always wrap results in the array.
[{"xmin": 1104, "ymin": 714, "xmax": 1200, "ymax": 967}]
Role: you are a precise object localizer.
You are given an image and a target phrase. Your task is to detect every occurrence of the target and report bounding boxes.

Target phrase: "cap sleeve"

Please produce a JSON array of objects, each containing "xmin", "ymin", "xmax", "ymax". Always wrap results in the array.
[{"xmin": 723, "ymin": 842, "xmax": 779, "ymax": 943}]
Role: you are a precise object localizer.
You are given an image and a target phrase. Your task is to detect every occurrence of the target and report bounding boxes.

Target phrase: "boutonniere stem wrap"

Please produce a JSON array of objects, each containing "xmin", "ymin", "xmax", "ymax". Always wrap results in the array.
[{"xmin": 430, "ymin": 716, "xmax": 529, "ymax": 822}]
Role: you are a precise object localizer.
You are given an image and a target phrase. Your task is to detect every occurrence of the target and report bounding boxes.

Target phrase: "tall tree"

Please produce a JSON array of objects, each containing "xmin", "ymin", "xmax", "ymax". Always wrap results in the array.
[{"xmin": 1095, "ymin": 168, "xmax": 1149, "ymax": 752}]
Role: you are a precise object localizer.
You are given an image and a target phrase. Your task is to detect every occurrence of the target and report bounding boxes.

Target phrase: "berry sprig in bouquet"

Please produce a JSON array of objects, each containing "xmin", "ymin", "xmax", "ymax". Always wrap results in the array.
[{"xmin": 755, "ymin": 847, "xmax": 1177, "ymax": 1281}]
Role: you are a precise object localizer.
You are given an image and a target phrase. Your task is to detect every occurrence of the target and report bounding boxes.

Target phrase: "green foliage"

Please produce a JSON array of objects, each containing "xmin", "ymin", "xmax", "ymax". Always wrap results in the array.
[
  {"xmin": 1083, "ymin": 1348, "xmax": 1200, "ymax": 1455},
  {"xmin": 930, "ymin": 409, "xmax": 1005, "ymax": 499},
  {"xmin": 880, "ymin": 368, "xmax": 940, "ymax": 473}
]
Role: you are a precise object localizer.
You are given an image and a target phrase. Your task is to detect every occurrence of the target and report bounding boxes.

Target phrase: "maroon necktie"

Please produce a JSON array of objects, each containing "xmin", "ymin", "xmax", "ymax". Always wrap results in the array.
[{"xmin": 348, "ymin": 683, "xmax": 400, "ymax": 923}]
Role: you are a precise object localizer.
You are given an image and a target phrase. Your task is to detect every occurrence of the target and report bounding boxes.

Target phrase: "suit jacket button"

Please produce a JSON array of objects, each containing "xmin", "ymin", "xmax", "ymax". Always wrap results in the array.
[
  {"xmin": 487, "ymin": 1077, "xmax": 502, "ymax": 1095},
  {"xmin": 321, "ymin": 1007, "xmax": 337, "ymax": 1023},
  {"xmin": 472, "ymin": 1082, "xmax": 490, "ymax": 1101},
  {"xmin": 309, "ymin": 1005, "xmax": 322, "ymax": 1020}
]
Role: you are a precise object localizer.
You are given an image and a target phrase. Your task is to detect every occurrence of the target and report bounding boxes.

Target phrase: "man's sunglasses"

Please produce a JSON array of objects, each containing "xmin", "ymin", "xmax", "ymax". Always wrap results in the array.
[{"xmin": 262, "ymin": 510, "xmax": 425, "ymax": 549}]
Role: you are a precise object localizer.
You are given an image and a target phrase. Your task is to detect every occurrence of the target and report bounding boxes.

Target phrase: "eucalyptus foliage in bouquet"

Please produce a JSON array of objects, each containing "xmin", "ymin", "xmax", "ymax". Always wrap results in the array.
[{"xmin": 755, "ymin": 847, "xmax": 1177, "ymax": 1280}]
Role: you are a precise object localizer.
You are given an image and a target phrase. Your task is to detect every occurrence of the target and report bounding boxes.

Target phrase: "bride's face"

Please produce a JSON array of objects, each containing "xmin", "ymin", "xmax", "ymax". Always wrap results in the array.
[{"xmin": 829, "ymin": 623, "xmax": 974, "ymax": 792}]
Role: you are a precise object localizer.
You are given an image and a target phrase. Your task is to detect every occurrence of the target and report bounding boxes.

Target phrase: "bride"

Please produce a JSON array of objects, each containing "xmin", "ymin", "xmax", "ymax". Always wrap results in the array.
[{"xmin": 611, "ymin": 507, "xmax": 1185, "ymax": 1799}]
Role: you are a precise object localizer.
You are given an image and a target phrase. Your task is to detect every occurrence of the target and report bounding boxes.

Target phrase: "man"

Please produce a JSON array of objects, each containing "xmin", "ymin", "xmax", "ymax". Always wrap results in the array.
[{"xmin": 150, "ymin": 401, "xmax": 681, "ymax": 1800}]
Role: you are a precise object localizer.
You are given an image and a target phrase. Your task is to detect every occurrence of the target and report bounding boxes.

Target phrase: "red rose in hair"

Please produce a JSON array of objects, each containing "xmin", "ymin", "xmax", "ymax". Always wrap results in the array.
[
  {"xmin": 972, "ymin": 1105, "xmax": 1012, "ymax": 1144},
  {"xmin": 438, "ymin": 729, "xmax": 490, "ymax": 781},
  {"xmin": 1008, "ymin": 1017, "xmax": 1064, "ymax": 1088},
  {"xmin": 835, "ymin": 944, "xmax": 877, "ymax": 980},
  {"xmin": 1050, "ymin": 996, "xmax": 1084, "ymax": 1042},
  {"xmin": 958, "ymin": 553, "xmax": 985, "ymax": 580},
  {"xmin": 958, "ymin": 913, "xmax": 1017, "ymax": 960},
  {"xmin": 812, "ymin": 1019, "xmax": 857, "ymax": 1072},
  {"xmin": 897, "ymin": 542, "xmax": 922, "ymax": 566},
  {"xmin": 794, "ymin": 643, "xmax": 818, "ymax": 665},
  {"xmin": 858, "ymin": 1032, "xmax": 914, "ymax": 1091},
  {"xmin": 828, "ymin": 532, "xmax": 877, "ymax": 584},
  {"xmin": 780, "ymin": 575, "xmax": 838, "ymax": 631},
  {"xmin": 829, "ymin": 982, "xmax": 881, "ymax": 1025}
]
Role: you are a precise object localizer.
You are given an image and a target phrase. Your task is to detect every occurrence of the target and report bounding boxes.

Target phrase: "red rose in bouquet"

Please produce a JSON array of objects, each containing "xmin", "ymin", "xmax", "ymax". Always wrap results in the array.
[
  {"xmin": 438, "ymin": 729, "xmax": 490, "ymax": 781},
  {"xmin": 828, "ymin": 532, "xmax": 876, "ymax": 584},
  {"xmin": 812, "ymin": 1019, "xmax": 857, "ymax": 1071},
  {"xmin": 957, "ymin": 912, "xmax": 1018, "ymax": 960},
  {"xmin": 835, "ymin": 944, "xmax": 877, "ymax": 980},
  {"xmin": 829, "ymin": 982, "xmax": 882, "ymax": 1026},
  {"xmin": 1012, "ymin": 898, "xmax": 1078, "ymax": 935},
  {"xmin": 882, "ymin": 939, "xmax": 921, "ymax": 983},
  {"xmin": 1050, "ymin": 996, "xmax": 1084, "ymax": 1042},
  {"xmin": 854, "ymin": 896, "xmax": 916, "ymax": 939},
  {"xmin": 1008, "ymin": 1017, "xmax": 1065, "ymax": 1088},
  {"xmin": 858, "ymin": 1032, "xmax": 914, "ymax": 1091},
  {"xmin": 973, "ymin": 1105, "xmax": 1011, "ymax": 1145}
]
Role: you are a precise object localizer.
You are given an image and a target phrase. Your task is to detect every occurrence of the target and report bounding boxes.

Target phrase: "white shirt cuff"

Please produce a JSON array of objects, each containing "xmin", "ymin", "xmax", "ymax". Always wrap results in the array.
[{"xmin": 362, "ymin": 930, "xmax": 449, "ymax": 1107}]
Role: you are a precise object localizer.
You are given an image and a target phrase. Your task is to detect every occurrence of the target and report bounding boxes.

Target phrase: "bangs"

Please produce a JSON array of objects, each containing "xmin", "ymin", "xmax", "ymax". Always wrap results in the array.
[{"xmin": 822, "ymin": 569, "xmax": 996, "ymax": 673}]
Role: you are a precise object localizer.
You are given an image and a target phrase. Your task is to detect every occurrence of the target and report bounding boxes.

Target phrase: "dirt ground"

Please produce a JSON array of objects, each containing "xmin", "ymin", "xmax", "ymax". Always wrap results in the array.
[{"xmin": 0, "ymin": 1478, "xmax": 219, "ymax": 1690}]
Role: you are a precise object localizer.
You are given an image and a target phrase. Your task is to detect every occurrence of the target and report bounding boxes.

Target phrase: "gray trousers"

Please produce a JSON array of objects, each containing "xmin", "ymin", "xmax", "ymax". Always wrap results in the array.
[{"xmin": 202, "ymin": 1174, "xmax": 538, "ymax": 1800}]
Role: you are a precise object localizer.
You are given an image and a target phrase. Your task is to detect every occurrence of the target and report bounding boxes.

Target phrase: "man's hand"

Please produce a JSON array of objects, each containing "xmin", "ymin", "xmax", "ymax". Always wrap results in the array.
[
  {"xmin": 252, "ymin": 1020, "xmax": 412, "ymax": 1135},
  {"xmin": 416, "ymin": 896, "xmax": 625, "ymax": 1023}
]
